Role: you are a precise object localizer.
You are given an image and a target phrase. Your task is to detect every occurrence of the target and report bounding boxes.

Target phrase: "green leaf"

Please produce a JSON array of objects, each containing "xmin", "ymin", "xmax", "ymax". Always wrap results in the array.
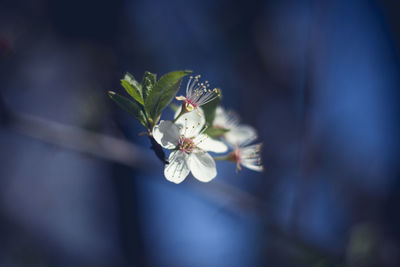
[
  {"xmin": 108, "ymin": 91, "xmax": 147, "ymax": 127},
  {"xmin": 141, "ymin": 71, "xmax": 157, "ymax": 100},
  {"xmin": 144, "ymin": 70, "xmax": 192, "ymax": 125},
  {"xmin": 204, "ymin": 127, "xmax": 229, "ymax": 138},
  {"xmin": 201, "ymin": 88, "xmax": 222, "ymax": 127},
  {"xmin": 121, "ymin": 72, "xmax": 143, "ymax": 105}
]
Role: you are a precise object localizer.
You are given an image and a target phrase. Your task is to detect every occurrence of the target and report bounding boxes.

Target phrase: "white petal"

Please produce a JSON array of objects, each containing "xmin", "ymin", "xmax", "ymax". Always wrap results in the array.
[
  {"xmin": 240, "ymin": 143, "xmax": 263, "ymax": 172},
  {"xmin": 213, "ymin": 107, "xmax": 229, "ymax": 128},
  {"xmin": 175, "ymin": 110, "xmax": 205, "ymax": 138},
  {"xmin": 164, "ymin": 151, "xmax": 190, "ymax": 183},
  {"xmin": 194, "ymin": 134, "xmax": 228, "ymax": 153},
  {"xmin": 213, "ymin": 107, "xmax": 226, "ymax": 127},
  {"xmin": 213, "ymin": 107, "xmax": 239, "ymax": 130},
  {"xmin": 241, "ymin": 162, "xmax": 264, "ymax": 172},
  {"xmin": 152, "ymin": 120, "xmax": 180, "ymax": 149},
  {"xmin": 189, "ymin": 152, "xmax": 217, "ymax": 182},
  {"xmin": 225, "ymin": 125, "xmax": 257, "ymax": 146}
]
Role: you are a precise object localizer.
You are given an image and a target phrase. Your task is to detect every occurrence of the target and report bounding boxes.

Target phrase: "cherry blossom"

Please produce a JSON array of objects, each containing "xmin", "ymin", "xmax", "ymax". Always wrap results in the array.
[{"xmin": 152, "ymin": 111, "xmax": 227, "ymax": 183}]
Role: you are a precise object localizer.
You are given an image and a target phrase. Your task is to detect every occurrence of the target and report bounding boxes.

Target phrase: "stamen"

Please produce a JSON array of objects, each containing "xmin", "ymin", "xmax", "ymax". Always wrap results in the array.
[{"xmin": 184, "ymin": 75, "xmax": 220, "ymax": 108}]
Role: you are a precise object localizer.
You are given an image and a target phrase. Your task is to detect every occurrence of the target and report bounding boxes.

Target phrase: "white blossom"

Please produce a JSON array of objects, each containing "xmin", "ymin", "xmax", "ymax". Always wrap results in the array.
[
  {"xmin": 213, "ymin": 107, "xmax": 257, "ymax": 146},
  {"xmin": 212, "ymin": 107, "xmax": 263, "ymax": 172},
  {"xmin": 152, "ymin": 111, "xmax": 227, "ymax": 183},
  {"xmin": 229, "ymin": 137, "xmax": 264, "ymax": 172}
]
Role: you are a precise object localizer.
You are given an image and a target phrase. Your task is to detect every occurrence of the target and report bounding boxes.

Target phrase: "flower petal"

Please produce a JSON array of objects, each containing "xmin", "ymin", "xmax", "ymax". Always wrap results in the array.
[
  {"xmin": 240, "ymin": 143, "xmax": 263, "ymax": 172},
  {"xmin": 164, "ymin": 151, "xmax": 190, "ymax": 183},
  {"xmin": 189, "ymin": 152, "xmax": 217, "ymax": 182},
  {"xmin": 241, "ymin": 162, "xmax": 264, "ymax": 172},
  {"xmin": 152, "ymin": 120, "xmax": 180, "ymax": 149},
  {"xmin": 175, "ymin": 96, "xmax": 186, "ymax": 101},
  {"xmin": 213, "ymin": 107, "xmax": 239, "ymax": 129},
  {"xmin": 194, "ymin": 134, "xmax": 228, "ymax": 153},
  {"xmin": 225, "ymin": 125, "xmax": 257, "ymax": 146},
  {"xmin": 213, "ymin": 107, "xmax": 226, "ymax": 128},
  {"xmin": 175, "ymin": 110, "xmax": 205, "ymax": 138}
]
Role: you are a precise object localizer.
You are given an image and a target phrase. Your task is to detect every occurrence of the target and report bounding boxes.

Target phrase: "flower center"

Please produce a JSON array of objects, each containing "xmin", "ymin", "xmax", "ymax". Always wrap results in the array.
[
  {"xmin": 178, "ymin": 136, "xmax": 195, "ymax": 153},
  {"xmin": 229, "ymin": 148, "xmax": 241, "ymax": 163},
  {"xmin": 228, "ymin": 148, "xmax": 242, "ymax": 171}
]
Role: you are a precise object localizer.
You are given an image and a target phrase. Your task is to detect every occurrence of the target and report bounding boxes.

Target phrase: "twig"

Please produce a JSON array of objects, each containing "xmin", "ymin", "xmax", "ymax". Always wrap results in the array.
[{"xmin": 8, "ymin": 111, "xmax": 155, "ymax": 168}]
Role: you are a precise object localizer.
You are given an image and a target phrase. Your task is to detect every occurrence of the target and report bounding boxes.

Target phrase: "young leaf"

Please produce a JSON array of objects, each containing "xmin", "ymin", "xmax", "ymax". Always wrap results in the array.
[
  {"xmin": 108, "ymin": 91, "xmax": 147, "ymax": 127},
  {"xmin": 201, "ymin": 88, "xmax": 222, "ymax": 127},
  {"xmin": 144, "ymin": 70, "xmax": 192, "ymax": 124},
  {"xmin": 121, "ymin": 73, "xmax": 144, "ymax": 105},
  {"xmin": 141, "ymin": 71, "xmax": 157, "ymax": 100}
]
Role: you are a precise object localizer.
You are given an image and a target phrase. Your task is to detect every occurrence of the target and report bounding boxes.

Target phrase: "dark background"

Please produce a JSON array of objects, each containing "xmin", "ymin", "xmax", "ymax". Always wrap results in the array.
[{"xmin": 1, "ymin": 0, "xmax": 399, "ymax": 266}]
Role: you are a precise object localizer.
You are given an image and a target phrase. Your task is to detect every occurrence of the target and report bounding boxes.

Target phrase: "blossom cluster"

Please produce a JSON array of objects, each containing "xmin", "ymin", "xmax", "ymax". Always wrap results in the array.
[{"xmin": 109, "ymin": 70, "xmax": 263, "ymax": 184}]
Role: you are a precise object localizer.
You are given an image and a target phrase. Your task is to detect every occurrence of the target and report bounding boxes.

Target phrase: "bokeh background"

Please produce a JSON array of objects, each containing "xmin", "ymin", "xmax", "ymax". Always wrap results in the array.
[{"xmin": 1, "ymin": 0, "xmax": 400, "ymax": 266}]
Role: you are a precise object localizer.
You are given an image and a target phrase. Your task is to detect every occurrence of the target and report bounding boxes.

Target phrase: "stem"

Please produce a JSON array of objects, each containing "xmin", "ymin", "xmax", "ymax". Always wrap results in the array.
[
  {"xmin": 148, "ymin": 133, "xmax": 168, "ymax": 164},
  {"xmin": 213, "ymin": 155, "xmax": 231, "ymax": 161},
  {"xmin": 173, "ymin": 103, "xmax": 188, "ymax": 123},
  {"xmin": 138, "ymin": 131, "xmax": 149, "ymax": 136}
]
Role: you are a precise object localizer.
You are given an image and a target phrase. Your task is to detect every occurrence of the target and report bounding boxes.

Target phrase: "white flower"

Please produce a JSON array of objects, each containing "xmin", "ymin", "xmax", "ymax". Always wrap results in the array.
[
  {"xmin": 212, "ymin": 107, "xmax": 263, "ymax": 172},
  {"xmin": 229, "ymin": 137, "xmax": 264, "ymax": 172},
  {"xmin": 175, "ymin": 75, "xmax": 220, "ymax": 112},
  {"xmin": 213, "ymin": 107, "xmax": 257, "ymax": 146},
  {"xmin": 152, "ymin": 111, "xmax": 228, "ymax": 184}
]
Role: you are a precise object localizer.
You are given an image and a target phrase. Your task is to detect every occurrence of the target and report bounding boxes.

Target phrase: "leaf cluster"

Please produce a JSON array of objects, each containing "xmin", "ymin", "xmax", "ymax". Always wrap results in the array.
[{"xmin": 109, "ymin": 70, "xmax": 192, "ymax": 131}]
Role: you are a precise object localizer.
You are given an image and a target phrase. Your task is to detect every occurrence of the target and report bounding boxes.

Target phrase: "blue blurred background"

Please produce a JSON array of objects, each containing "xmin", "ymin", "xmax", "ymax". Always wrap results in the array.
[{"xmin": 1, "ymin": 0, "xmax": 400, "ymax": 266}]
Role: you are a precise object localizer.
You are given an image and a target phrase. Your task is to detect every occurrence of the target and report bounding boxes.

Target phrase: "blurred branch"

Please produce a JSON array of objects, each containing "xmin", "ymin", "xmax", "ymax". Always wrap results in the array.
[
  {"xmin": 0, "ymin": 101, "xmax": 343, "ymax": 265},
  {"xmin": 8, "ymin": 111, "xmax": 154, "ymax": 168}
]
